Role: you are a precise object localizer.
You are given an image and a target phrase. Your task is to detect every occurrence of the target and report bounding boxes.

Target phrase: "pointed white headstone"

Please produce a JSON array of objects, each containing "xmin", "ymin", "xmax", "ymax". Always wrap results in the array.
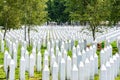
[
  {"xmin": 60, "ymin": 58, "xmax": 65, "ymax": 80},
  {"xmin": 37, "ymin": 51, "xmax": 42, "ymax": 72},
  {"xmin": 100, "ymin": 65, "xmax": 107, "ymax": 80},
  {"xmin": 20, "ymin": 56, "xmax": 25, "ymax": 80},
  {"xmin": 52, "ymin": 62, "xmax": 58, "ymax": 80},
  {"xmin": 29, "ymin": 54, "xmax": 34, "ymax": 77},
  {"xmin": 67, "ymin": 56, "xmax": 72, "ymax": 80},
  {"xmin": 9, "ymin": 60, "xmax": 15, "ymax": 80},
  {"xmin": 79, "ymin": 61, "xmax": 84, "ymax": 80},
  {"xmin": 72, "ymin": 64, "xmax": 78, "ymax": 80}
]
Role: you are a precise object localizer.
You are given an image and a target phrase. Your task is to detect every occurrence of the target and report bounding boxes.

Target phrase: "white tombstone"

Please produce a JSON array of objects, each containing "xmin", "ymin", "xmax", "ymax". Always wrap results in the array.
[
  {"xmin": 72, "ymin": 53, "xmax": 77, "ymax": 66},
  {"xmin": 106, "ymin": 62, "xmax": 111, "ymax": 80},
  {"xmin": 51, "ymin": 53, "xmax": 56, "ymax": 69},
  {"xmin": 113, "ymin": 56, "xmax": 117, "ymax": 77},
  {"xmin": 44, "ymin": 56, "xmax": 49, "ymax": 67},
  {"xmin": 61, "ymin": 44, "xmax": 64, "ymax": 54},
  {"xmin": 20, "ymin": 56, "xmax": 25, "ymax": 80},
  {"xmin": 100, "ymin": 65, "xmax": 107, "ymax": 80},
  {"xmin": 94, "ymin": 54, "xmax": 98, "ymax": 74},
  {"xmin": 21, "ymin": 46, "xmax": 25, "ymax": 57},
  {"xmin": 52, "ymin": 62, "xmax": 58, "ymax": 80},
  {"xmin": 82, "ymin": 49, "xmax": 86, "ymax": 62},
  {"xmin": 29, "ymin": 54, "xmax": 34, "ymax": 77},
  {"xmin": 4, "ymin": 51, "xmax": 8, "ymax": 74},
  {"xmin": 13, "ymin": 48, "xmax": 17, "ymax": 68},
  {"xmin": 72, "ymin": 64, "xmax": 78, "ymax": 80},
  {"xmin": 9, "ymin": 60, "xmax": 15, "ymax": 80},
  {"xmin": 86, "ymin": 47, "xmax": 90, "ymax": 58},
  {"xmin": 37, "ymin": 51, "xmax": 42, "ymax": 72},
  {"xmin": 79, "ymin": 62, "xmax": 84, "ymax": 80},
  {"xmin": 90, "ymin": 56, "xmax": 94, "ymax": 80},
  {"xmin": 42, "ymin": 65, "xmax": 49, "ymax": 80},
  {"xmin": 7, "ymin": 54, "xmax": 11, "ymax": 67},
  {"xmin": 85, "ymin": 58, "xmax": 90, "ymax": 80},
  {"xmin": 32, "ymin": 48, "xmax": 36, "ymax": 66},
  {"xmin": 115, "ymin": 53, "xmax": 120, "ymax": 74},
  {"xmin": 57, "ymin": 51, "xmax": 62, "ymax": 69},
  {"xmin": 25, "ymin": 50, "xmax": 29, "ymax": 71},
  {"xmin": 109, "ymin": 58, "xmax": 114, "ymax": 80},
  {"xmin": 67, "ymin": 56, "xmax": 72, "ymax": 80},
  {"xmin": 72, "ymin": 46, "xmax": 76, "ymax": 55},
  {"xmin": 63, "ymin": 50, "xmax": 67, "ymax": 61},
  {"xmin": 76, "ymin": 45, "xmax": 80, "ymax": 55},
  {"xmin": 60, "ymin": 58, "xmax": 65, "ymax": 80},
  {"xmin": 9, "ymin": 41, "xmax": 12, "ymax": 55},
  {"xmin": 1, "ymin": 40, "xmax": 4, "ymax": 52},
  {"xmin": 77, "ymin": 51, "xmax": 82, "ymax": 67}
]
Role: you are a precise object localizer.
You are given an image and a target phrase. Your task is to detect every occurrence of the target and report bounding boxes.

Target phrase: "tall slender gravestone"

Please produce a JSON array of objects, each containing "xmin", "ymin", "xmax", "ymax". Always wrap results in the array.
[
  {"xmin": 37, "ymin": 51, "xmax": 42, "ymax": 72},
  {"xmin": 60, "ymin": 58, "xmax": 65, "ymax": 80},
  {"xmin": 42, "ymin": 65, "xmax": 49, "ymax": 80},
  {"xmin": 52, "ymin": 62, "xmax": 58, "ymax": 80},
  {"xmin": 100, "ymin": 65, "xmax": 107, "ymax": 80},
  {"xmin": 67, "ymin": 56, "xmax": 72, "ymax": 80},
  {"xmin": 29, "ymin": 54, "xmax": 34, "ymax": 77},
  {"xmin": 9, "ymin": 60, "xmax": 15, "ymax": 80},
  {"xmin": 25, "ymin": 50, "xmax": 29, "ymax": 71},
  {"xmin": 20, "ymin": 56, "xmax": 25, "ymax": 80},
  {"xmin": 79, "ymin": 62, "xmax": 84, "ymax": 80},
  {"xmin": 4, "ymin": 51, "xmax": 8, "ymax": 74},
  {"xmin": 72, "ymin": 64, "xmax": 78, "ymax": 80}
]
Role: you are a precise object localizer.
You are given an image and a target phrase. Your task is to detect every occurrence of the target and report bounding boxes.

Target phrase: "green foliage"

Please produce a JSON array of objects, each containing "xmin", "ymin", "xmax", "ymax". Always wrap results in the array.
[
  {"xmin": 0, "ymin": 0, "xmax": 22, "ymax": 29},
  {"xmin": 21, "ymin": 0, "xmax": 48, "ymax": 26},
  {"xmin": 66, "ymin": 0, "xmax": 111, "ymax": 40},
  {"xmin": 111, "ymin": 41, "xmax": 118, "ymax": 55},
  {"xmin": 110, "ymin": 0, "xmax": 120, "ymax": 25},
  {"xmin": 47, "ymin": 0, "xmax": 69, "ymax": 23}
]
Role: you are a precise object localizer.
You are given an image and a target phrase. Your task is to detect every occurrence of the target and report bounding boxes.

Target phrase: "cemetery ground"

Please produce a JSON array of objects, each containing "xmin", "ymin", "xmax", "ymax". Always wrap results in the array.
[{"xmin": 0, "ymin": 41, "xmax": 120, "ymax": 80}]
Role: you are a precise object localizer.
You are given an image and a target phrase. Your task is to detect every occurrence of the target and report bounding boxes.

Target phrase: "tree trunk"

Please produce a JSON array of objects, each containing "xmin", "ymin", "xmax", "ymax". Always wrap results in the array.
[
  {"xmin": 24, "ymin": 25, "xmax": 27, "ymax": 41},
  {"xmin": 28, "ymin": 27, "xmax": 30, "ymax": 46},
  {"xmin": 3, "ymin": 27, "xmax": 7, "ymax": 40},
  {"xmin": 92, "ymin": 27, "xmax": 96, "ymax": 41}
]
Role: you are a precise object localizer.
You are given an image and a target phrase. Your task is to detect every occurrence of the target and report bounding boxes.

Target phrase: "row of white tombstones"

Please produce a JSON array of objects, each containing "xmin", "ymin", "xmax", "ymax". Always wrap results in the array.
[
  {"xmin": 100, "ymin": 53, "xmax": 120, "ymax": 80},
  {"xmin": 4, "ymin": 50, "xmax": 98, "ymax": 80}
]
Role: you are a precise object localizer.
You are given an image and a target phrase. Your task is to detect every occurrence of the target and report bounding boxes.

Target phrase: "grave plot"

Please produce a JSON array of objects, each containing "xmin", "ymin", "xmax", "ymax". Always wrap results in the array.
[{"xmin": 0, "ymin": 26, "xmax": 120, "ymax": 80}]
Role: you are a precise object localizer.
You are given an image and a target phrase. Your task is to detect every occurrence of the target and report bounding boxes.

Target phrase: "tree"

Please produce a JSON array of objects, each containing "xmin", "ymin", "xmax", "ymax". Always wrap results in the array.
[
  {"xmin": 0, "ymin": 0, "xmax": 22, "ymax": 40},
  {"xmin": 110, "ymin": 0, "xmax": 120, "ymax": 25},
  {"xmin": 47, "ymin": 0, "xmax": 69, "ymax": 24},
  {"xmin": 66, "ymin": 0, "xmax": 111, "ymax": 40},
  {"xmin": 21, "ymin": 0, "xmax": 47, "ymax": 45}
]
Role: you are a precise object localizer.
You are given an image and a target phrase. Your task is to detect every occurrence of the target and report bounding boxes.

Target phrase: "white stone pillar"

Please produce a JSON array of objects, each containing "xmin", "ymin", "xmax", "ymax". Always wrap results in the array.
[
  {"xmin": 100, "ymin": 65, "xmax": 107, "ymax": 80},
  {"xmin": 42, "ymin": 65, "xmax": 49, "ymax": 80},
  {"xmin": 67, "ymin": 56, "xmax": 72, "ymax": 80},
  {"xmin": 52, "ymin": 62, "xmax": 58, "ymax": 80},
  {"xmin": 37, "ymin": 51, "xmax": 42, "ymax": 72},
  {"xmin": 4, "ymin": 51, "xmax": 8, "ymax": 74},
  {"xmin": 20, "ymin": 56, "xmax": 25, "ymax": 80},
  {"xmin": 79, "ymin": 61, "xmax": 84, "ymax": 80},
  {"xmin": 25, "ymin": 50, "xmax": 29, "ymax": 71},
  {"xmin": 85, "ymin": 58, "xmax": 90, "ymax": 80},
  {"xmin": 29, "ymin": 54, "xmax": 34, "ymax": 77},
  {"xmin": 72, "ymin": 64, "xmax": 78, "ymax": 80},
  {"xmin": 60, "ymin": 58, "xmax": 65, "ymax": 80},
  {"xmin": 106, "ymin": 62, "xmax": 111, "ymax": 80},
  {"xmin": 1, "ymin": 40, "xmax": 4, "ymax": 53},
  {"xmin": 94, "ymin": 54, "xmax": 98, "ymax": 74},
  {"xmin": 9, "ymin": 60, "xmax": 15, "ymax": 80}
]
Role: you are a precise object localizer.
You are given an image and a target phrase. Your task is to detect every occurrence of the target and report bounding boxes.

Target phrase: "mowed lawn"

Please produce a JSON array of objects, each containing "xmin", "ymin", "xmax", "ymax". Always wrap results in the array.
[{"xmin": 0, "ymin": 41, "xmax": 120, "ymax": 80}]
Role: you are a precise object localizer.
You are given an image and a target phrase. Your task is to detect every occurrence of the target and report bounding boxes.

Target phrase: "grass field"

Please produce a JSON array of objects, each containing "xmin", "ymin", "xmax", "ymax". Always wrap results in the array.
[{"xmin": 0, "ymin": 41, "xmax": 120, "ymax": 80}]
